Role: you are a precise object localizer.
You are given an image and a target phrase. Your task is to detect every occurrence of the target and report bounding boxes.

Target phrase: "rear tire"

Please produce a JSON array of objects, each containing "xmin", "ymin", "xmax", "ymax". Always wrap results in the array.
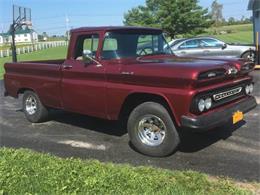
[
  {"xmin": 23, "ymin": 91, "xmax": 49, "ymax": 123},
  {"xmin": 127, "ymin": 102, "xmax": 180, "ymax": 157}
]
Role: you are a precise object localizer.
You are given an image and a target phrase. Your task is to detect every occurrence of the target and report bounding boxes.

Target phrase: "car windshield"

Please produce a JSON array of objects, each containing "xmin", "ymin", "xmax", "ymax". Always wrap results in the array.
[{"xmin": 101, "ymin": 31, "xmax": 172, "ymax": 59}]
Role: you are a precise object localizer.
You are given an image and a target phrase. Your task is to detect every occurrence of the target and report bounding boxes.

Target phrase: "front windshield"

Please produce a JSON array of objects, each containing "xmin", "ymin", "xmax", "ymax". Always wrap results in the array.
[{"xmin": 101, "ymin": 31, "xmax": 172, "ymax": 59}]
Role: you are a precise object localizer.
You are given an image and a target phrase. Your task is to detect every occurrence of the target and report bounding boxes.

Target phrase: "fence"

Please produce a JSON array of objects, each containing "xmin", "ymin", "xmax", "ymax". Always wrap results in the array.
[{"xmin": 0, "ymin": 41, "xmax": 68, "ymax": 58}]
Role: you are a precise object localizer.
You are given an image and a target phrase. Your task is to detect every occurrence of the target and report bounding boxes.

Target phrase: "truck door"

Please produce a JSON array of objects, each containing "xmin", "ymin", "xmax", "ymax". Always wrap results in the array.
[{"xmin": 61, "ymin": 33, "xmax": 107, "ymax": 119}]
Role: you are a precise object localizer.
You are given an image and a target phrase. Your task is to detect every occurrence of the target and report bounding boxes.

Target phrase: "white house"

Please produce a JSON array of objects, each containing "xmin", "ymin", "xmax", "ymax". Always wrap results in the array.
[
  {"xmin": 12, "ymin": 26, "xmax": 38, "ymax": 43},
  {"xmin": 0, "ymin": 34, "xmax": 3, "ymax": 45},
  {"xmin": 0, "ymin": 26, "xmax": 38, "ymax": 44}
]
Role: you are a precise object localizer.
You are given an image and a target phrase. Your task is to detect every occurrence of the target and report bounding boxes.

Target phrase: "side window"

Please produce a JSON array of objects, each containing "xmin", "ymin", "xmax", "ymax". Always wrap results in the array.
[
  {"xmin": 179, "ymin": 40, "xmax": 200, "ymax": 49},
  {"xmin": 74, "ymin": 34, "xmax": 99, "ymax": 60},
  {"xmin": 200, "ymin": 39, "xmax": 222, "ymax": 48}
]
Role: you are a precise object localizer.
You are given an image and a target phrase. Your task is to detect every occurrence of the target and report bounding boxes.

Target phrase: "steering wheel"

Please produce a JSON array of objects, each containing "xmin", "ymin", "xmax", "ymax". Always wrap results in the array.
[{"xmin": 137, "ymin": 47, "xmax": 153, "ymax": 56}]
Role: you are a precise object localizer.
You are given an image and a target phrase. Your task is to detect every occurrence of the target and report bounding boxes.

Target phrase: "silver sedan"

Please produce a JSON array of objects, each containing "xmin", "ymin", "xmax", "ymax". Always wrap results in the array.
[{"xmin": 169, "ymin": 37, "xmax": 256, "ymax": 61}]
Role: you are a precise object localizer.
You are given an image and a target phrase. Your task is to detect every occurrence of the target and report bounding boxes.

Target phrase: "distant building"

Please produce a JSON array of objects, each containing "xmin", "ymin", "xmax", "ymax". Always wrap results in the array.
[
  {"xmin": 0, "ymin": 34, "xmax": 3, "ymax": 44},
  {"xmin": 0, "ymin": 26, "xmax": 38, "ymax": 45},
  {"xmin": 248, "ymin": 0, "xmax": 260, "ymax": 44}
]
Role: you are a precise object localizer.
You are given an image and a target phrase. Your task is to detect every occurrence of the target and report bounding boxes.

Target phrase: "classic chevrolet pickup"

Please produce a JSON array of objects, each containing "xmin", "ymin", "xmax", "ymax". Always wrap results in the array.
[{"xmin": 4, "ymin": 26, "xmax": 257, "ymax": 156}]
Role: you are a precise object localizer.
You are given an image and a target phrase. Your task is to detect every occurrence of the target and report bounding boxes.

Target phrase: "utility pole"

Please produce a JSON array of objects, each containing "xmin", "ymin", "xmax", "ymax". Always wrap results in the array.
[{"xmin": 65, "ymin": 14, "xmax": 69, "ymax": 42}]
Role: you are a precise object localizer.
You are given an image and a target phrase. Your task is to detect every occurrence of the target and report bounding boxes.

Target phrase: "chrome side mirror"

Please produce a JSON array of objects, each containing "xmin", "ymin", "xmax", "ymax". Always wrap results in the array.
[{"xmin": 82, "ymin": 49, "xmax": 102, "ymax": 67}]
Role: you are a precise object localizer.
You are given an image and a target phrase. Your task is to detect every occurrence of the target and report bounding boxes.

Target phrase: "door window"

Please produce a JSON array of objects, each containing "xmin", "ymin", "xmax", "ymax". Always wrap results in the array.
[
  {"xmin": 74, "ymin": 34, "xmax": 99, "ymax": 60},
  {"xmin": 179, "ymin": 39, "xmax": 200, "ymax": 49},
  {"xmin": 200, "ymin": 38, "xmax": 222, "ymax": 48}
]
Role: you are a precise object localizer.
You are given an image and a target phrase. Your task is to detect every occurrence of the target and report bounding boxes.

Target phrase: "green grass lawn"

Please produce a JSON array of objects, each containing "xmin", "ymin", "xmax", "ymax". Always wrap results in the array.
[
  {"xmin": 214, "ymin": 31, "xmax": 253, "ymax": 44},
  {"xmin": 0, "ymin": 46, "xmax": 67, "ymax": 79},
  {"xmin": 204, "ymin": 24, "xmax": 253, "ymax": 44},
  {"xmin": 0, "ymin": 148, "xmax": 256, "ymax": 194}
]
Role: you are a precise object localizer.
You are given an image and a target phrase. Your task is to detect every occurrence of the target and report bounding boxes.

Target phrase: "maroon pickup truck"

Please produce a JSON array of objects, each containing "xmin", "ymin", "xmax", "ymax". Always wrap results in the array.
[{"xmin": 4, "ymin": 26, "xmax": 257, "ymax": 156}]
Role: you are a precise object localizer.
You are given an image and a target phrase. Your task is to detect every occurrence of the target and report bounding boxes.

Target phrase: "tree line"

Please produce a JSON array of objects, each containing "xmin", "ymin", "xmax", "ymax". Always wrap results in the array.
[{"xmin": 123, "ymin": 0, "xmax": 251, "ymax": 39}]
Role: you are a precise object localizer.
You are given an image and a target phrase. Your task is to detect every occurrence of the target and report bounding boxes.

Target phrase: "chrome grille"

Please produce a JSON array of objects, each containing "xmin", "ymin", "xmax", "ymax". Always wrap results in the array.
[{"xmin": 213, "ymin": 87, "xmax": 242, "ymax": 101}]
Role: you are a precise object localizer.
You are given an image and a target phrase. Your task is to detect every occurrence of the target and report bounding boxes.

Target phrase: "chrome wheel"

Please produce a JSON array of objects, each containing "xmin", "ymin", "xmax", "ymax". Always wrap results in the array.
[
  {"xmin": 245, "ymin": 52, "xmax": 255, "ymax": 62},
  {"xmin": 137, "ymin": 115, "xmax": 166, "ymax": 146},
  {"xmin": 25, "ymin": 95, "xmax": 37, "ymax": 115}
]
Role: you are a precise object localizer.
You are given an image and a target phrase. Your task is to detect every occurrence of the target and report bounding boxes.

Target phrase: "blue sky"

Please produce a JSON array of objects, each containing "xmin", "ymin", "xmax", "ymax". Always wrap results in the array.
[{"xmin": 0, "ymin": 0, "xmax": 252, "ymax": 35}]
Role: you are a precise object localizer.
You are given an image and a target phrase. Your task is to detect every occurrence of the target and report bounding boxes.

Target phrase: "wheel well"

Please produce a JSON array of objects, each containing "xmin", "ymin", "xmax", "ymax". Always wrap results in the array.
[
  {"xmin": 17, "ymin": 88, "xmax": 34, "ymax": 95},
  {"xmin": 241, "ymin": 50, "xmax": 255, "ymax": 58},
  {"xmin": 119, "ymin": 93, "xmax": 176, "ymax": 125}
]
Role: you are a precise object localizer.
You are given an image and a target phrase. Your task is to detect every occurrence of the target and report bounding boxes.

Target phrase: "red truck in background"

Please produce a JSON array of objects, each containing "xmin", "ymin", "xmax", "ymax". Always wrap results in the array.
[{"xmin": 4, "ymin": 26, "xmax": 257, "ymax": 157}]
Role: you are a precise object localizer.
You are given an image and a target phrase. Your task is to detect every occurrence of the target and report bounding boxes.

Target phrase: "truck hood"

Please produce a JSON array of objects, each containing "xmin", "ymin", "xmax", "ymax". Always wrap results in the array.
[{"xmin": 119, "ymin": 55, "xmax": 254, "ymax": 88}]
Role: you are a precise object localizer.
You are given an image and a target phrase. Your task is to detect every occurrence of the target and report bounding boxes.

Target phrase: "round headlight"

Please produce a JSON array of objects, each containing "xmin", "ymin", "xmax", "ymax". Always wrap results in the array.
[
  {"xmin": 198, "ymin": 99, "xmax": 205, "ymax": 112},
  {"xmin": 249, "ymin": 83, "xmax": 253, "ymax": 94},
  {"xmin": 245, "ymin": 85, "xmax": 250, "ymax": 94},
  {"xmin": 205, "ymin": 98, "xmax": 212, "ymax": 109}
]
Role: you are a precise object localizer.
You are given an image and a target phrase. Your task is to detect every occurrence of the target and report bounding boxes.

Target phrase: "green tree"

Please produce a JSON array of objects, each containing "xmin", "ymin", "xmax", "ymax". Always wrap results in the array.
[
  {"xmin": 123, "ymin": 0, "xmax": 212, "ymax": 38},
  {"xmin": 227, "ymin": 17, "xmax": 236, "ymax": 25}
]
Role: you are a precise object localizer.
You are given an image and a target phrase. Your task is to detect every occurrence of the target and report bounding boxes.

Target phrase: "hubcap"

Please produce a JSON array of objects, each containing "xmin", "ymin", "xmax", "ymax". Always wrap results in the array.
[
  {"xmin": 246, "ymin": 53, "xmax": 255, "ymax": 61},
  {"xmin": 25, "ymin": 95, "xmax": 37, "ymax": 115},
  {"xmin": 137, "ymin": 115, "xmax": 166, "ymax": 146}
]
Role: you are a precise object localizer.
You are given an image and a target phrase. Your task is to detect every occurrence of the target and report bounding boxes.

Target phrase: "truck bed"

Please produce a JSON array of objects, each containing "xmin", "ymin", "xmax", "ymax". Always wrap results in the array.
[{"xmin": 4, "ymin": 59, "xmax": 64, "ymax": 108}]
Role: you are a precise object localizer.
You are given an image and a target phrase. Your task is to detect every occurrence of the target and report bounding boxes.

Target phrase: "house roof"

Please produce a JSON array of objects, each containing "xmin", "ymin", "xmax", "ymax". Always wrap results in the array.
[
  {"xmin": 248, "ymin": 0, "xmax": 260, "ymax": 11},
  {"xmin": 0, "ymin": 26, "xmax": 36, "ymax": 37}
]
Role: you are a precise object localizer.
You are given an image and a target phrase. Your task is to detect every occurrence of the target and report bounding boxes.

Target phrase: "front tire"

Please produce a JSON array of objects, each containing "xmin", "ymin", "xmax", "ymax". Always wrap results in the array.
[
  {"xmin": 127, "ymin": 102, "xmax": 180, "ymax": 157},
  {"xmin": 241, "ymin": 51, "xmax": 255, "ymax": 62},
  {"xmin": 23, "ymin": 91, "xmax": 49, "ymax": 123}
]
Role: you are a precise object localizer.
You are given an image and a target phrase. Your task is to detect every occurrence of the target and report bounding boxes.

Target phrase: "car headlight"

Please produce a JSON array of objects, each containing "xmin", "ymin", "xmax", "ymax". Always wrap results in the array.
[
  {"xmin": 205, "ymin": 98, "xmax": 212, "ymax": 110},
  {"xmin": 198, "ymin": 99, "xmax": 205, "ymax": 112}
]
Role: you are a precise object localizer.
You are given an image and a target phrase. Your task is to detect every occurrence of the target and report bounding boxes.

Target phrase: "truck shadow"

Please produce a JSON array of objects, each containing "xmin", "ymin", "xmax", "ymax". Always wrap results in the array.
[
  {"xmin": 49, "ymin": 109, "xmax": 246, "ymax": 154},
  {"xmin": 50, "ymin": 110, "xmax": 127, "ymax": 137},
  {"xmin": 178, "ymin": 121, "xmax": 245, "ymax": 153}
]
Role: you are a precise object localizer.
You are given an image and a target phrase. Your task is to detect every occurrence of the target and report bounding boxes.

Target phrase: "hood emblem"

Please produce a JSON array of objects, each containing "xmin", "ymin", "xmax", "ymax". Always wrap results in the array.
[{"xmin": 227, "ymin": 67, "xmax": 238, "ymax": 75}]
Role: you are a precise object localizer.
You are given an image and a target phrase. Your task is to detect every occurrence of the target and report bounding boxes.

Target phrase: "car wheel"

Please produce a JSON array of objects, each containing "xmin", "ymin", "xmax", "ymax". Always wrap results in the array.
[
  {"xmin": 23, "ymin": 91, "xmax": 49, "ymax": 123},
  {"xmin": 242, "ymin": 51, "xmax": 255, "ymax": 62},
  {"xmin": 127, "ymin": 102, "xmax": 180, "ymax": 157}
]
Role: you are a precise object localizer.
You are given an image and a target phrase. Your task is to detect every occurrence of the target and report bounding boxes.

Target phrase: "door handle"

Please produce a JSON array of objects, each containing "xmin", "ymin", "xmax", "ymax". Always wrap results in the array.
[
  {"xmin": 180, "ymin": 51, "xmax": 186, "ymax": 54},
  {"xmin": 203, "ymin": 50, "xmax": 210, "ymax": 53},
  {"xmin": 63, "ymin": 65, "xmax": 72, "ymax": 70}
]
